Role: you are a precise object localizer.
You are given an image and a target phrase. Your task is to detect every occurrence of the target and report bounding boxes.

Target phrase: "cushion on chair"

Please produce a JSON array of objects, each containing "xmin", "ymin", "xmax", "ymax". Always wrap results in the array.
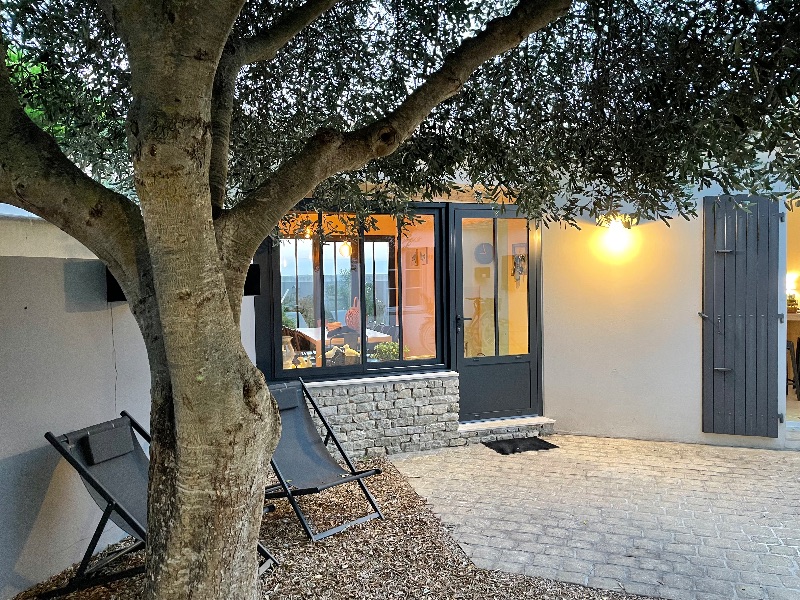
[
  {"xmin": 270, "ymin": 382, "xmax": 303, "ymax": 411},
  {"xmin": 84, "ymin": 425, "xmax": 134, "ymax": 465}
]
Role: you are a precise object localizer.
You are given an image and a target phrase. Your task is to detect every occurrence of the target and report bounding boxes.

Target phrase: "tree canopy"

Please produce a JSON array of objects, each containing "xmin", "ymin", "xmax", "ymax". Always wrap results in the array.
[{"xmin": 6, "ymin": 0, "xmax": 798, "ymax": 228}]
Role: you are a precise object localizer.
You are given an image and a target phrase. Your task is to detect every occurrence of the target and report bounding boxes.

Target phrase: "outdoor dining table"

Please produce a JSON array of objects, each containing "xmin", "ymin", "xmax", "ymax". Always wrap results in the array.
[{"xmin": 294, "ymin": 327, "xmax": 393, "ymax": 366}]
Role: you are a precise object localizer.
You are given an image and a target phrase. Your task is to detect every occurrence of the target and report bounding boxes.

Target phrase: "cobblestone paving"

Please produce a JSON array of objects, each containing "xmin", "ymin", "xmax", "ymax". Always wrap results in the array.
[{"xmin": 392, "ymin": 435, "xmax": 800, "ymax": 600}]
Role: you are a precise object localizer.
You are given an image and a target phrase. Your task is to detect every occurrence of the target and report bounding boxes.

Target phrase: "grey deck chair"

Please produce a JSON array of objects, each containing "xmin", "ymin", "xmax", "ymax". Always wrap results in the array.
[
  {"xmin": 265, "ymin": 379, "xmax": 383, "ymax": 541},
  {"xmin": 44, "ymin": 412, "xmax": 276, "ymax": 597}
]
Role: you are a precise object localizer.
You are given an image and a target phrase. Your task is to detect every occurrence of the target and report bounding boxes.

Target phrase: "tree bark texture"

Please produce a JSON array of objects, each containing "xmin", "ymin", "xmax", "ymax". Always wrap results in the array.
[{"xmin": 121, "ymin": 18, "xmax": 280, "ymax": 597}]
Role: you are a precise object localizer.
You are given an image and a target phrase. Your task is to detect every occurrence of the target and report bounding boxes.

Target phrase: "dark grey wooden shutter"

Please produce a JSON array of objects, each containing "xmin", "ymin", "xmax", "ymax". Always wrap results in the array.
[{"xmin": 702, "ymin": 195, "xmax": 780, "ymax": 437}]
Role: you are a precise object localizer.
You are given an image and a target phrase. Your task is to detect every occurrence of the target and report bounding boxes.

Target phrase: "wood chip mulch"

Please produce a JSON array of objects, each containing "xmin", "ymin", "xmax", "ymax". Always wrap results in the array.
[{"xmin": 16, "ymin": 459, "xmax": 656, "ymax": 600}]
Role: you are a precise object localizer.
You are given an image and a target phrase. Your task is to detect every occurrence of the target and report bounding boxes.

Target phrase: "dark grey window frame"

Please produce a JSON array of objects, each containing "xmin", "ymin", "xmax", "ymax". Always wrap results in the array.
[{"xmin": 254, "ymin": 204, "xmax": 447, "ymax": 382}]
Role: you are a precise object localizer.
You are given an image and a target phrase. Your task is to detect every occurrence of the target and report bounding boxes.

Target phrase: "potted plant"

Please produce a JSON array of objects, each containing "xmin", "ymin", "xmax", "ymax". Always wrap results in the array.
[{"xmin": 370, "ymin": 341, "xmax": 409, "ymax": 362}]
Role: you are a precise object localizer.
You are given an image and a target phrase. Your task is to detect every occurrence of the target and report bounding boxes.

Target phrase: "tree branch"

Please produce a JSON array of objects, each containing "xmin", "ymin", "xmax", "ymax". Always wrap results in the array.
[
  {"xmin": 237, "ymin": 0, "xmax": 342, "ymax": 67},
  {"xmin": 385, "ymin": 0, "xmax": 572, "ymax": 140},
  {"xmin": 216, "ymin": 0, "xmax": 572, "ymax": 264},
  {"xmin": 0, "ymin": 38, "xmax": 144, "ymax": 290},
  {"xmin": 209, "ymin": 0, "xmax": 341, "ymax": 214}
]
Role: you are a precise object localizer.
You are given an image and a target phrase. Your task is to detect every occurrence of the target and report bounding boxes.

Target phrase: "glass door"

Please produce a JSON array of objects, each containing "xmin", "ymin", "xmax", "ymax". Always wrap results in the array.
[{"xmin": 454, "ymin": 208, "xmax": 537, "ymax": 420}]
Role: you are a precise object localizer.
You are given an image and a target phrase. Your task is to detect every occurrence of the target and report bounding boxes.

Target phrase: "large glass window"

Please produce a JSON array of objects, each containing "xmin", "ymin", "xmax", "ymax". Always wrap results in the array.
[{"xmin": 277, "ymin": 211, "xmax": 439, "ymax": 373}]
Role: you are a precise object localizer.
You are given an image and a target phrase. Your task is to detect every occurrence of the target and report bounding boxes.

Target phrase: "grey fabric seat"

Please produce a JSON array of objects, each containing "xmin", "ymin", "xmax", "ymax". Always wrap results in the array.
[
  {"xmin": 44, "ymin": 412, "xmax": 276, "ymax": 597},
  {"xmin": 265, "ymin": 379, "xmax": 383, "ymax": 541}
]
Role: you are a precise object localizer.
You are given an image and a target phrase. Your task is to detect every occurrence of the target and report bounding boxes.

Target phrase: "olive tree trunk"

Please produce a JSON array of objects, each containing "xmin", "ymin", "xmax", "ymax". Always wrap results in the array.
[
  {"xmin": 140, "ymin": 320, "xmax": 278, "ymax": 600},
  {"xmin": 129, "ymin": 124, "xmax": 279, "ymax": 600},
  {"xmin": 123, "ymin": 37, "xmax": 280, "ymax": 598}
]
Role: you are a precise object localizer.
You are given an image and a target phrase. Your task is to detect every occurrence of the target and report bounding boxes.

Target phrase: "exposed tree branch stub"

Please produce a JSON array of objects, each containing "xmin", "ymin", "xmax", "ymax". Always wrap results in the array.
[
  {"xmin": 218, "ymin": 0, "xmax": 572, "ymax": 263},
  {"xmin": 209, "ymin": 0, "xmax": 341, "ymax": 214}
]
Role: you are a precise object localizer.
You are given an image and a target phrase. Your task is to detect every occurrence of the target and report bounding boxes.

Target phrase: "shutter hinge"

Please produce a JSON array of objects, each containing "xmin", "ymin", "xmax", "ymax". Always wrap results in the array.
[
  {"xmin": 779, "ymin": 413, "xmax": 785, "ymax": 423},
  {"xmin": 713, "ymin": 367, "xmax": 732, "ymax": 373},
  {"xmin": 779, "ymin": 313, "xmax": 785, "ymax": 323},
  {"xmin": 780, "ymin": 213, "xmax": 786, "ymax": 222},
  {"xmin": 698, "ymin": 312, "xmax": 709, "ymax": 319},
  {"xmin": 714, "ymin": 249, "xmax": 733, "ymax": 254}
]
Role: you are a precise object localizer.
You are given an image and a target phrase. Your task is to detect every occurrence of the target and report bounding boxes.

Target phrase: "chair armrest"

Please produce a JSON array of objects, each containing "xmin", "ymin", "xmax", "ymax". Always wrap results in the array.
[{"xmin": 120, "ymin": 411, "xmax": 151, "ymax": 444}]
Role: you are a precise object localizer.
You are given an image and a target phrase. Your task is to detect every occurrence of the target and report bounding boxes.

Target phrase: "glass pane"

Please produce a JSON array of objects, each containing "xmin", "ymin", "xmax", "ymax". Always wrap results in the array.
[
  {"xmin": 497, "ymin": 219, "xmax": 529, "ymax": 356},
  {"xmin": 321, "ymin": 240, "xmax": 362, "ymax": 366},
  {"xmin": 278, "ymin": 236, "xmax": 321, "ymax": 371},
  {"xmin": 321, "ymin": 215, "xmax": 361, "ymax": 367},
  {"xmin": 401, "ymin": 215, "xmax": 437, "ymax": 360},
  {"xmin": 365, "ymin": 215, "xmax": 401, "ymax": 362},
  {"xmin": 461, "ymin": 218, "xmax": 496, "ymax": 358}
]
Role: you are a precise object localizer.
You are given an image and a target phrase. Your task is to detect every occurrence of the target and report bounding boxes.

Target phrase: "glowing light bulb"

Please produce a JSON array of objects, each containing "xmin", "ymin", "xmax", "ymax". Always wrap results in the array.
[
  {"xmin": 603, "ymin": 220, "xmax": 632, "ymax": 254},
  {"xmin": 339, "ymin": 241, "xmax": 352, "ymax": 258},
  {"xmin": 591, "ymin": 217, "xmax": 641, "ymax": 264}
]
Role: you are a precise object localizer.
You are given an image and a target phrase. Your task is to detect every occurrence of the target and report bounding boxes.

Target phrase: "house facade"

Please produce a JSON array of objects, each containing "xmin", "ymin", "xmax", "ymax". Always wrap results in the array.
[
  {"xmin": 0, "ymin": 193, "xmax": 795, "ymax": 596},
  {"xmin": 255, "ymin": 195, "xmax": 793, "ymax": 450}
]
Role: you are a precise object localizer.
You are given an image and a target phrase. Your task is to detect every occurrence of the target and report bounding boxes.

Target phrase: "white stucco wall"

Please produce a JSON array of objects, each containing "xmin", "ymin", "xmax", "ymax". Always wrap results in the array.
[
  {"xmin": 541, "ymin": 208, "xmax": 787, "ymax": 448},
  {"xmin": 0, "ymin": 215, "xmax": 97, "ymax": 260},
  {"xmin": 0, "ymin": 215, "xmax": 257, "ymax": 598}
]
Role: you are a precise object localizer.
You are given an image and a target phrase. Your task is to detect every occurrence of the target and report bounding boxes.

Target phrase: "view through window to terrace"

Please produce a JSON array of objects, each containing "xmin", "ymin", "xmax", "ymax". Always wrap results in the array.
[{"xmin": 278, "ymin": 212, "xmax": 438, "ymax": 371}]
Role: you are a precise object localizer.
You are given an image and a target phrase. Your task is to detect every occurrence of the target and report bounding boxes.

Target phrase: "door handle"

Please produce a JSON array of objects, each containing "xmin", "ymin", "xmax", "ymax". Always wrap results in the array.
[{"xmin": 455, "ymin": 314, "xmax": 472, "ymax": 335}]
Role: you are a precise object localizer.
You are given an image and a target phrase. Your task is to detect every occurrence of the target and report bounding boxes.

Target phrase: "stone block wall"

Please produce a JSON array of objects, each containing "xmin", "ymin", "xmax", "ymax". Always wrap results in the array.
[
  {"xmin": 303, "ymin": 372, "xmax": 555, "ymax": 457},
  {"xmin": 304, "ymin": 373, "xmax": 462, "ymax": 457}
]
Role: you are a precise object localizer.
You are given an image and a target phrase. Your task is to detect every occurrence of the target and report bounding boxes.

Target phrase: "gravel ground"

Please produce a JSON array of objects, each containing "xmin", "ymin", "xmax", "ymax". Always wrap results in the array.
[{"xmin": 16, "ymin": 460, "xmax": 657, "ymax": 600}]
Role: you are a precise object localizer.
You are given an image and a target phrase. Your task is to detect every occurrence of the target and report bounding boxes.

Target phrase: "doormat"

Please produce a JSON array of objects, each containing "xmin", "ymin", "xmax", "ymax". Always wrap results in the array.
[{"xmin": 482, "ymin": 436, "xmax": 559, "ymax": 455}]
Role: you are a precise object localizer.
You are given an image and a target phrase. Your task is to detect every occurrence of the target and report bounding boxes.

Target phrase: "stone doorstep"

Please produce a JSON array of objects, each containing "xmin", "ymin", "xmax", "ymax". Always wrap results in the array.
[
  {"xmin": 459, "ymin": 416, "xmax": 555, "ymax": 433},
  {"xmin": 458, "ymin": 416, "xmax": 556, "ymax": 445}
]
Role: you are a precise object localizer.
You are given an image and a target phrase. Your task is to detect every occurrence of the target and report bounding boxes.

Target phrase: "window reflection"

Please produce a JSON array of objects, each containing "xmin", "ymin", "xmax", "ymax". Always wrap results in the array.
[
  {"xmin": 461, "ymin": 218, "xmax": 497, "ymax": 358},
  {"xmin": 322, "ymin": 235, "xmax": 361, "ymax": 367},
  {"xmin": 497, "ymin": 219, "xmax": 529, "ymax": 356},
  {"xmin": 279, "ymin": 235, "xmax": 318, "ymax": 369},
  {"xmin": 277, "ymin": 211, "xmax": 438, "ymax": 370},
  {"xmin": 401, "ymin": 215, "xmax": 436, "ymax": 360}
]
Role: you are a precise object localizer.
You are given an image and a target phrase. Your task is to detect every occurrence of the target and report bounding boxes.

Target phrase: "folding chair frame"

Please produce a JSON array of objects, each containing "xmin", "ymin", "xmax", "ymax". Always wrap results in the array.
[
  {"xmin": 265, "ymin": 378, "xmax": 383, "ymax": 541},
  {"xmin": 43, "ymin": 412, "xmax": 276, "ymax": 598}
]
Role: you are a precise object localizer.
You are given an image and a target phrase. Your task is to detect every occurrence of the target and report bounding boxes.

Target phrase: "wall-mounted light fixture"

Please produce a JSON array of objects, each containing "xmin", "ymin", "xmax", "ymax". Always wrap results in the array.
[
  {"xmin": 592, "ymin": 213, "xmax": 642, "ymax": 263},
  {"xmin": 339, "ymin": 240, "xmax": 353, "ymax": 258}
]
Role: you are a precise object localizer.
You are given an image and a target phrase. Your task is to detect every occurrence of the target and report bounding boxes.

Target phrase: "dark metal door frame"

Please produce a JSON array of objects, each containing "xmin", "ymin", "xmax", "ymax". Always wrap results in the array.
[{"xmin": 449, "ymin": 204, "xmax": 542, "ymax": 421}]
